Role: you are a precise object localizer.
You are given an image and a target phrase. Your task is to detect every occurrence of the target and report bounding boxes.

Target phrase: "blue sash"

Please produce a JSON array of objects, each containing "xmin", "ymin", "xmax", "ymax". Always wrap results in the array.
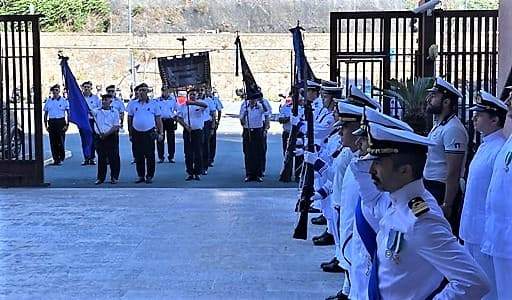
[{"xmin": 355, "ymin": 198, "xmax": 380, "ymax": 300}]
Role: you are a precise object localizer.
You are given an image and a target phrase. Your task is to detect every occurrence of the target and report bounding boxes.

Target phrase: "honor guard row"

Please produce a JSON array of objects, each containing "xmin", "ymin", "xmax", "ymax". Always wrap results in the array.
[
  {"xmin": 287, "ymin": 77, "xmax": 512, "ymax": 299},
  {"xmin": 44, "ymin": 82, "xmax": 224, "ymax": 184}
]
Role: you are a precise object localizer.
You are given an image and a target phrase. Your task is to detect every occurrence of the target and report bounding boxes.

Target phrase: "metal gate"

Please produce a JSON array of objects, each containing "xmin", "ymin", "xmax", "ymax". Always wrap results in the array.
[
  {"xmin": 329, "ymin": 9, "xmax": 499, "ymax": 145},
  {"xmin": 0, "ymin": 15, "xmax": 44, "ymax": 186}
]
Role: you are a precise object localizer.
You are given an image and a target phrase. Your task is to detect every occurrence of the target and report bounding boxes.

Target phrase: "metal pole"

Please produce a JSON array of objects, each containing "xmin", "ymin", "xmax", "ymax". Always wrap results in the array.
[{"xmin": 128, "ymin": 0, "xmax": 135, "ymax": 92}]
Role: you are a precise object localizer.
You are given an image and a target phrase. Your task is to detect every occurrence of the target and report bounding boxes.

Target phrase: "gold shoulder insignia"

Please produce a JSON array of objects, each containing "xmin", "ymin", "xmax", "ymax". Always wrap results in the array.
[{"xmin": 408, "ymin": 197, "xmax": 429, "ymax": 217}]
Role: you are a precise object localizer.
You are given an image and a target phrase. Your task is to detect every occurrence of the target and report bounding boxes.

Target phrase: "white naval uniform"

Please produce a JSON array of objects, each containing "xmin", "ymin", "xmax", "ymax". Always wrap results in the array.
[
  {"xmin": 459, "ymin": 129, "xmax": 505, "ymax": 300},
  {"xmin": 111, "ymin": 97, "xmax": 125, "ymax": 114},
  {"xmin": 84, "ymin": 94, "xmax": 101, "ymax": 117},
  {"xmin": 314, "ymin": 107, "xmax": 335, "ymax": 146},
  {"xmin": 127, "ymin": 99, "xmax": 161, "ymax": 132},
  {"xmin": 43, "ymin": 96, "xmax": 69, "ymax": 118},
  {"xmin": 481, "ymin": 134, "xmax": 512, "ymax": 300},
  {"xmin": 356, "ymin": 160, "xmax": 490, "ymax": 300},
  {"xmin": 177, "ymin": 102, "xmax": 206, "ymax": 130}
]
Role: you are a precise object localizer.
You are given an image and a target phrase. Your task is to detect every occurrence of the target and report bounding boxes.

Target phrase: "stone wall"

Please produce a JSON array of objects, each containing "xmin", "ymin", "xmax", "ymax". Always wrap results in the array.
[{"xmin": 40, "ymin": 32, "xmax": 330, "ymax": 100}]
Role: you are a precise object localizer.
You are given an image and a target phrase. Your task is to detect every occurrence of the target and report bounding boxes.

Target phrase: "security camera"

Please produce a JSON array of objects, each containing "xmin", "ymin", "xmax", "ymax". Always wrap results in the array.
[{"xmin": 412, "ymin": 0, "xmax": 441, "ymax": 15}]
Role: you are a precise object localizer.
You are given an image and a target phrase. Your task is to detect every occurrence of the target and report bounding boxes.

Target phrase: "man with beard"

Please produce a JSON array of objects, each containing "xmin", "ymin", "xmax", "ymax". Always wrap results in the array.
[
  {"xmin": 423, "ymin": 77, "xmax": 468, "ymax": 236},
  {"xmin": 351, "ymin": 122, "xmax": 489, "ymax": 299}
]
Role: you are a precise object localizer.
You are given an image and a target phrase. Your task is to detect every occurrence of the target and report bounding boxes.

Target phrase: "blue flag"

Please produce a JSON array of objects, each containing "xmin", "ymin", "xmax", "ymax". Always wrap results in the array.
[{"xmin": 60, "ymin": 58, "xmax": 93, "ymax": 158}]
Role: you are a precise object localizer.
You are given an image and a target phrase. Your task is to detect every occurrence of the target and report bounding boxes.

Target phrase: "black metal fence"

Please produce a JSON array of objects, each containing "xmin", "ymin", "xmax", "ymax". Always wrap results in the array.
[
  {"xmin": 0, "ymin": 15, "xmax": 43, "ymax": 186},
  {"xmin": 329, "ymin": 9, "xmax": 499, "ymax": 146}
]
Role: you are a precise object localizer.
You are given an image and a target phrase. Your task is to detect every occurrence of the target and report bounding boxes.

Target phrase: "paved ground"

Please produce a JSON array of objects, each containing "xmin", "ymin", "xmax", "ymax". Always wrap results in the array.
[{"xmin": 0, "ymin": 188, "xmax": 342, "ymax": 299}]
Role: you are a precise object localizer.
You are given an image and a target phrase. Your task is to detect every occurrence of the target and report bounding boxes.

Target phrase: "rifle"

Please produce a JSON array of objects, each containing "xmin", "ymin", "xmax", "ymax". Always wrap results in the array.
[{"xmin": 279, "ymin": 77, "xmax": 300, "ymax": 182}]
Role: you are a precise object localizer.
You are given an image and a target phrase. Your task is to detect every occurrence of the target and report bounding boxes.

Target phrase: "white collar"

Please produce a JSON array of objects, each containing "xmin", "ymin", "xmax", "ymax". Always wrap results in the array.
[{"xmin": 482, "ymin": 129, "xmax": 504, "ymax": 143}]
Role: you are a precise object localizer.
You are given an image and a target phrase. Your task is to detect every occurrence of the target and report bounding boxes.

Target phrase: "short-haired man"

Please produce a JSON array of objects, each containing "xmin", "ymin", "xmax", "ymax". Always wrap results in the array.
[
  {"xmin": 106, "ymin": 85, "xmax": 125, "ymax": 130},
  {"xmin": 43, "ymin": 84, "xmax": 69, "ymax": 165},
  {"xmin": 155, "ymin": 86, "xmax": 177, "ymax": 163},
  {"xmin": 423, "ymin": 77, "xmax": 468, "ymax": 236}
]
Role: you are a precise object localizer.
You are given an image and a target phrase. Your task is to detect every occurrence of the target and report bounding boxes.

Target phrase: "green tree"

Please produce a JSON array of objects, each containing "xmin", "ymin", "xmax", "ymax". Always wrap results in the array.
[{"xmin": 0, "ymin": 0, "xmax": 111, "ymax": 32}]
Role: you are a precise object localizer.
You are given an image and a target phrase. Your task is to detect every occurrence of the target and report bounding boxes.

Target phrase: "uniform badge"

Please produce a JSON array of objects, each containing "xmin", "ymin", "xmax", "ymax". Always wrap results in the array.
[
  {"xmin": 408, "ymin": 197, "xmax": 429, "ymax": 217},
  {"xmin": 386, "ymin": 230, "xmax": 403, "ymax": 264}
]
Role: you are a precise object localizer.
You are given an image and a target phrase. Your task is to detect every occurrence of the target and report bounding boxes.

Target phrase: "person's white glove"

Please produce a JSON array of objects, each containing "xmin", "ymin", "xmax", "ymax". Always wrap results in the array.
[
  {"xmin": 304, "ymin": 151, "xmax": 318, "ymax": 165},
  {"xmin": 293, "ymin": 148, "xmax": 304, "ymax": 156},
  {"xmin": 291, "ymin": 115, "xmax": 300, "ymax": 126},
  {"xmin": 310, "ymin": 192, "xmax": 322, "ymax": 201}
]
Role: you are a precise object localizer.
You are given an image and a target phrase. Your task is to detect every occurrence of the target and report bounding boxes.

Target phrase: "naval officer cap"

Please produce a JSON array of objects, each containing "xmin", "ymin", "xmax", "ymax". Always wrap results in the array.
[
  {"xmin": 366, "ymin": 122, "xmax": 435, "ymax": 156},
  {"xmin": 306, "ymin": 79, "xmax": 322, "ymax": 90},
  {"xmin": 347, "ymin": 85, "xmax": 381, "ymax": 110},
  {"xmin": 353, "ymin": 106, "xmax": 413, "ymax": 136},
  {"xmin": 322, "ymin": 86, "xmax": 344, "ymax": 98},
  {"xmin": 337, "ymin": 100, "xmax": 363, "ymax": 124},
  {"xmin": 470, "ymin": 90, "xmax": 508, "ymax": 113},
  {"xmin": 427, "ymin": 77, "xmax": 463, "ymax": 99},
  {"xmin": 321, "ymin": 80, "xmax": 338, "ymax": 88}
]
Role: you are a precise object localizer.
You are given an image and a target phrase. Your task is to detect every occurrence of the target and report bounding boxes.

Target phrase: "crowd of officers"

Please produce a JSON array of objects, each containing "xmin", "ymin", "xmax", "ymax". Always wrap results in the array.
[
  {"xmin": 43, "ymin": 82, "xmax": 224, "ymax": 184},
  {"xmin": 282, "ymin": 77, "xmax": 512, "ymax": 299}
]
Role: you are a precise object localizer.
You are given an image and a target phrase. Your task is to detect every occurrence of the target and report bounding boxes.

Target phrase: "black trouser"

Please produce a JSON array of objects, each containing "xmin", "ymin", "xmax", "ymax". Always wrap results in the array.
[
  {"xmin": 79, "ymin": 119, "xmax": 96, "ymax": 160},
  {"xmin": 48, "ymin": 118, "xmax": 66, "ymax": 162},
  {"xmin": 202, "ymin": 120, "xmax": 212, "ymax": 171},
  {"xmin": 183, "ymin": 129, "xmax": 203, "ymax": 176},
  {"xmin": 423, "ymin": 179, "xmax": 463, "ymax": 237},
  {"xmin": 157, "ymin": 118, "xmax": 176, "ymax": 160},
  {"xmin": 96, "ymin": 132, "xmax": 120, "ymax": 181},
  {"xmin": 132, "ymin": 129, "xmax": 156, "ymax": 179},
  {"xmin": 209, "ymin": 126, "xmax": 217, "ymax": 164},
  {"xmin": 282, "ymin": 130, "xmax": 303, "ymax": 181},
  {"xmin": 243, "ymin": 127, "xmax": 264, "ymax": 178},
  {"xmin": 261, "ymin": 130, "xmax": 268, "ymax": 174}
]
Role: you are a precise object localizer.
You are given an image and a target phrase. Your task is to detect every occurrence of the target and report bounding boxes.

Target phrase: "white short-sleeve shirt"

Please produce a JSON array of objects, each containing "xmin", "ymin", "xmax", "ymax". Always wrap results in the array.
[
  {"xmin": 156, "ymin": 95, "xmax": 177, "ymax": 119},
  {"xmin": 239, "ymin": 101, "xmax": 265, "ymax": 129},
  {"xmin": 176, "ymin": 102, "xmax": 206, "ymax": 130},
  {"xmin": 128, "ymin": 99, "xmax": 161, "ymax": 132},
  {"xmin": 423, "ymin": 115, "xmax": 468, "ymax": 181},
  {"xmin": 92, "ymin": 108, "xmax": 120, "ymax": 134},
  {"xmin": 110, "ymin": 97, "xmax": 125, "ymax": 114},
  {"xmin": 43, "ymin": 96, "xmax": 69, "ymax": 119}
]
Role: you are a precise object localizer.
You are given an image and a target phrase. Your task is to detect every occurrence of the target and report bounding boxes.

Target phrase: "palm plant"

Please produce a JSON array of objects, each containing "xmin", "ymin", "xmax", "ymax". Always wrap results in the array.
[{"xmin": 383, "ymin": 77, "xmax": 434, "ymax": 135}]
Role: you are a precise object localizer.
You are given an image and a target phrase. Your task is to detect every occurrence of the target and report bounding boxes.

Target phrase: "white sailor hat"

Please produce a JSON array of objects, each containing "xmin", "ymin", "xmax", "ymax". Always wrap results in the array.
[
  {"xmin": 321, "ymin": 80, "xmax": 338, "ymax": 88},
  {"xmin": 353, "ymin": 107, "xmax": 413, "ymax": 136},
  {"xmin": 307, "ymin": 79, "xmax": 322, "ymax": 89},
  {"xmin": 427, "ymin": 77, "xmax": 463, "ymax": 99},
  {"xmin": 322, "ymin": 86, "xmax": 344, "ymax": 98},
  {"xmin": 347, "ymin": 85, "xmax": 381, "ymax": 110},
  {"xmin": 470, "ymin": 90, "xmax": 508, "ymax": 113},
  {"xmin": 366, "ymin": 122, "xmax": 435, "ymax": 156},
  {"xmin": 337, "ymin": 101, "xmax": 363, "ymax": 124}
]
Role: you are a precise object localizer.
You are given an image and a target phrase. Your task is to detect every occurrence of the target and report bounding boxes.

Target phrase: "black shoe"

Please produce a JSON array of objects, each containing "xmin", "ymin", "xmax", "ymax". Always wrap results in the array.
[
  {"xmin": 325, "ymin": 290, "xmax": 349, "ymax": 300},
  {"xmin": 313, "ymin": 233, "xmax": 335, "ymax": 246},
  {"xmin": 193, "ymin": 175, "xmax": 200, "ymax": 181},
  {"xmin": 81, "ymin": 160, "xmax": 88, "ymax": 166},
  {"xmin": 311, "ymin": 215, "xmax": 327, "ymax": 225},
  {"xmin": 110, "ymin": 178, "xmax": 118, "ymax": 184},
  {"xmin": 145, "ymin": 177, "xmax": 153, "ymax": 184},
  {"xmin": 157, "ymin": 159, "xmax": 164, "ymax": 163},
  {"xmin": 89, "ymin": 159, "xmax": 96, "ymax": 165},
  {"xmin": 308, "ymin": 207, "xmax": 322, "ymax": 213},
  {"xmin": 255, "ymin": 176, "xmax": 263, "ymax": 182},
  {"xmin": 208, "ymin": 163, "xmax": 214, "ymax": 167},
  {"xmin": 312, "ymin": 229, "xmax": 329, "ymax": 241},
  {"xmin": 186, "ymin": 175, "xmax": 194, "ymax": 181},
  {"xmin": 202, "ymin": 170, "xmax": 208, "ymax": 175},
  {"xmin": 94, "ymin": 179, "xmax": 104, "ymax": 185},
  {"xmin": 131, "ymin": 160, "xmax": 136, "ymax": 164},
  {"xmin": 320, "ymin": 257, "xmax": 338, "ymax": 269},
  {"xmin": 135, "ymin": 177, "xmax": 145, "ymax": 183},
  {"xmin": 322, "ymin": 261, "xmax": 345, "ymax": 273},
  {"xmin": 244, "ymin": 176, "xmax": 252, "ymax": 182},
  {"xmin": 52, "ymin": 161, "xmax": 61, "ymax": 166},
  {"xmin": 169, "ymin": 158, "xmax": 176, "ymax": 163}
]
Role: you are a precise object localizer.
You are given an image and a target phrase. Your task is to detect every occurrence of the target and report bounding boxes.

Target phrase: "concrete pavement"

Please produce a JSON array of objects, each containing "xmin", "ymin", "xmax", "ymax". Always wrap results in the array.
[{"xmin": 0, "ymin": 188, "xmax": 342, "ymax": 299}]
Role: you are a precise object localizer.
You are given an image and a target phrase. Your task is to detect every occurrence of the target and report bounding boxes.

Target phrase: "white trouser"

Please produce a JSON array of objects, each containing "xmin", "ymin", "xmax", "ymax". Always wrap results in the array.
[
  {"xmin": 465, "ymin": 243, "xmax": 496, "ymax": 300},
  {"xmin": 493, "ymin": 256, "xmax": 512, "ymax": 300},
  {"xmin": 321, "ymin": 197, "xmax": 334, "ymax": 234}
]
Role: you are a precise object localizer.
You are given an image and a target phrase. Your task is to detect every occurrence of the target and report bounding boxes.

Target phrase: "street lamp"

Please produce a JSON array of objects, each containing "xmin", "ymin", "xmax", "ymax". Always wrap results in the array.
[{"xmin": 177, "ymin": 36, "xmax": 187, "ymax": 54}]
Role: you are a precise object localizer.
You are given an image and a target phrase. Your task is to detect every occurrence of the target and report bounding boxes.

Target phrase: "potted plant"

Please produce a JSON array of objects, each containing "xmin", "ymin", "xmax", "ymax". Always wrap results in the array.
[{"xmin": 383, "ymin": 77, "xmax": 434, "ymax": 135}]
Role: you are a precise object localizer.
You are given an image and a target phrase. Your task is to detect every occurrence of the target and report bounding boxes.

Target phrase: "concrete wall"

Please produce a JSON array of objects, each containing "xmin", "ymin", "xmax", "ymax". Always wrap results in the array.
[{"xmin": 40, "ymin": 32, "xmax": 330, "ymax": 100}]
